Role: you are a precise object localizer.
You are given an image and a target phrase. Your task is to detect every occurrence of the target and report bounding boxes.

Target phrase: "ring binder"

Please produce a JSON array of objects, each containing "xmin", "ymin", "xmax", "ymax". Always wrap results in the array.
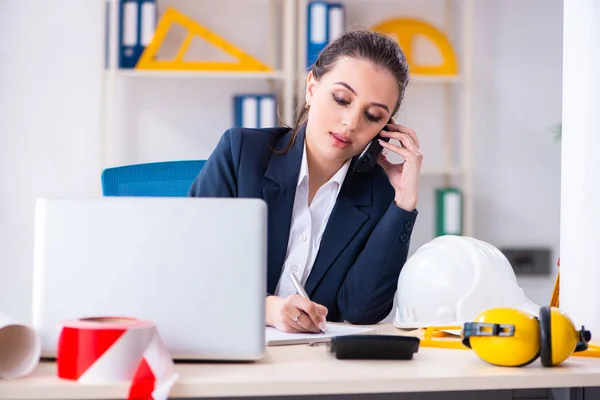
[
  {"xmin": 306, "ymin": 1, "xmax": 345, "ymax": 69},
  {"xmin": 117, "ymin": 0, "xmax": 157, "ymax": 69},
  {"xmin": 435, "ymin": 187, "xmax": 463, "ymax": 236},
  {"xmin": 234, "ymin": 94, "xmax": 277, "ymax": 128}
]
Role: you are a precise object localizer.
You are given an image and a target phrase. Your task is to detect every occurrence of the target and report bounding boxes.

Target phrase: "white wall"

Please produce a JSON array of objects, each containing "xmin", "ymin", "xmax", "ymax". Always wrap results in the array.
[
  {"xmin": 0, "ymin": 0, "xmax": 563, "ymax": 322},
  {"xmin": 471, "ymin": 0, "xmax": 563, "ymax": 305},
  {"xmin": 0, "ymin": 0, "xmax": 104, "ymax": 322}
]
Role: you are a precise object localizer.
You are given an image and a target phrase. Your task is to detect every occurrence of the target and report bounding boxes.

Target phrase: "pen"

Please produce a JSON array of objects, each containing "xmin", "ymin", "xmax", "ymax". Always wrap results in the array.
[{"xmin": 290, "ymin": 272, "xmax": 327, "ymax": 334}]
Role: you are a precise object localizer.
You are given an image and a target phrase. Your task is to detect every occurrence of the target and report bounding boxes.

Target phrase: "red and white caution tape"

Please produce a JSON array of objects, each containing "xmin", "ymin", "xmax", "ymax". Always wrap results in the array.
[{"xmin": 56, "ymin": 317, "xmax": 178, "ymax": 400}]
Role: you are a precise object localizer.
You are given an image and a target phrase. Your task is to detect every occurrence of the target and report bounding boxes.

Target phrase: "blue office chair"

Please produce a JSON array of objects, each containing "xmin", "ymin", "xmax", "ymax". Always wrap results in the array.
[{"xmin": 101, "ymin": 160, "xmax": 206, "ymax": 197}]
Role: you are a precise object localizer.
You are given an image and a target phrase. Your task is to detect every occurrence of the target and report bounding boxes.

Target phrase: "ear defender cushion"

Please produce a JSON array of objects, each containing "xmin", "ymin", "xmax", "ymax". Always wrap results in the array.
[{"xmin": 540, "ymin": 306, "xmax": 553, "ymax": 367}]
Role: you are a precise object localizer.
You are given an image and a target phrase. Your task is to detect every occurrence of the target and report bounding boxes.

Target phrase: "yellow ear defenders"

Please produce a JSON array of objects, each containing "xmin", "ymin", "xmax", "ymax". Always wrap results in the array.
[{"xmin": 462, "ymin": 306, "xmax": 598, "ymax": 367}]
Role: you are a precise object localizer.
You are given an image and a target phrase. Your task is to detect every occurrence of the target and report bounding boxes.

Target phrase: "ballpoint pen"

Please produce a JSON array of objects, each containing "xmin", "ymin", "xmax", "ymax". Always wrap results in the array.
[{"xmin": 290, "ymin": 272, "xmax": 327, "ymax": 334}]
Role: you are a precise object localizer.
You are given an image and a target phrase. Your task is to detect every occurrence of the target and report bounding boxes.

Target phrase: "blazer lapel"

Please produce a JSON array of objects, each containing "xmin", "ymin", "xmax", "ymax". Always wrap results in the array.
[
  {"xmin": 304, "ymin": 166, "xmax": 372, "ymax": 296},
  {"xmin": 262, "ymin": 126, "xmax": 306, "ymax": 294}
]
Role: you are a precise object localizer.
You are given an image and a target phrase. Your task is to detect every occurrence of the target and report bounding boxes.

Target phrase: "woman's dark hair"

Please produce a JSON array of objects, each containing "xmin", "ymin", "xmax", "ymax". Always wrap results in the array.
[{"xmin": 279, "ymin": 29, "xmax": 410, "ymax": 153}]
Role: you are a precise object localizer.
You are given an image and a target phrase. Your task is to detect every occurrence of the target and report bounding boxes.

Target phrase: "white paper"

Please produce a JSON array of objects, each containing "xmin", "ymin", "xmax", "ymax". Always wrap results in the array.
[
  {"xmin": 0, "ymin": 311, "xmax": 41, "ymax": 379},
  {"xmin": 266, "ymin": 323, "xmax": 374, "ymax": 346}
]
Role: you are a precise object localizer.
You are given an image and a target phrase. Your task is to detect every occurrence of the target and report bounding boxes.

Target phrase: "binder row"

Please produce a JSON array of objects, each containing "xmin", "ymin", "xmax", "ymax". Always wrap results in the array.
[
  {"xmin": 234, "ymin": 95, "xmax": 277, "ymax": 129},
  {"xmin": 108, "ymin": 0, "xmax": 346, "ymax": 70},
  {"xmin": 105, "ymin": 0, "xmax": 157, "ymax": 68},
  {"xmin": 306, "ymin": 1, "xmax": 346, "ymax": 69}
]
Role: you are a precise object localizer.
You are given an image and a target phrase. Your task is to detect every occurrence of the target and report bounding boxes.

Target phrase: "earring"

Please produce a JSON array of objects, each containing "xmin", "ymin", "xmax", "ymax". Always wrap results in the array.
[{"xmin": 305, "ymin": 102, "xmax": 310, "ymax": 109}]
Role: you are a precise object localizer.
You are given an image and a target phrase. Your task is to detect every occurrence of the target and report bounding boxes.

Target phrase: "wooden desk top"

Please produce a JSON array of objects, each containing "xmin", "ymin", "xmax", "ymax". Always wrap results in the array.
[{"xmin": 2, "ymin": 324, "xmax": 600, "ymax": 399}]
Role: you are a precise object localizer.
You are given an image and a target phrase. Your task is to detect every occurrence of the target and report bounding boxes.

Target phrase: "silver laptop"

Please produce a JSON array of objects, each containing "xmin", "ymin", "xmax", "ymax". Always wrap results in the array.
[{"xmin": 32, "ymin": 197, "xmax": 267, "ymax": 361}]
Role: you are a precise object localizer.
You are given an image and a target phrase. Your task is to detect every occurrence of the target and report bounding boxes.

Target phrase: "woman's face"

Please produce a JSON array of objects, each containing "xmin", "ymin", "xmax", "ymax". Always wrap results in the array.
[{"xmin": 305, "ymin": 56, "xmax": 399, "ymax": 165}]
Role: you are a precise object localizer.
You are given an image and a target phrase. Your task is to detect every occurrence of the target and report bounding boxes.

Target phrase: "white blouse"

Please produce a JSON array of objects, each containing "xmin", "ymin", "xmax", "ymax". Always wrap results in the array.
[{"xmin": 274, "ymin": 142, "xmax": 351, "ymax": 298}]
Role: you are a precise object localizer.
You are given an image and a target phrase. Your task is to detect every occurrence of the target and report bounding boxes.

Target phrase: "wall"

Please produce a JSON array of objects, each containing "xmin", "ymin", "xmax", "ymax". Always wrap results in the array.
[
  {"xmin": 0, "ymin": 0, "xmax": 563, "ymax": 323},
  {"xmin": 471, "ymin": 0, "xmax": 563, "ymax": 305},
  {"xmin": 0, "ymin": 0, "xmax": 104, "ymax": 322}
]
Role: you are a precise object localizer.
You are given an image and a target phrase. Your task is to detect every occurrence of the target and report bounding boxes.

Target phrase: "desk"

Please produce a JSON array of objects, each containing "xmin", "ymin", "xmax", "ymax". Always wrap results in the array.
[{"xmin": 2, "ymin": 324, "xmax": 600, "ymax": 400}]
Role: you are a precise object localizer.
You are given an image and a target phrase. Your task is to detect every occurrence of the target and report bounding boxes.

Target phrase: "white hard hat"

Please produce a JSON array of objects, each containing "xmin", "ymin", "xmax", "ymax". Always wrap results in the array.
[{"xmin": 394, "ymin": 235, "xmax": 540, "ymax": 329}]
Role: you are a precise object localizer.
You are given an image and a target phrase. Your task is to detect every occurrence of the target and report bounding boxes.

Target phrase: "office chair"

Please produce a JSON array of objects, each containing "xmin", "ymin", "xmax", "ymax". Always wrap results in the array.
[{"xmin": 101, "ymin": 160, "xmax": 206, "ymax": 197}]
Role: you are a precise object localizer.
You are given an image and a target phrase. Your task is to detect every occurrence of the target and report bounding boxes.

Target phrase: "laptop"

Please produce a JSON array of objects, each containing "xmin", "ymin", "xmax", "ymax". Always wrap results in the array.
[{"xmin": 31, "ymin": 197, "xmax": 267, "ymax": 361}]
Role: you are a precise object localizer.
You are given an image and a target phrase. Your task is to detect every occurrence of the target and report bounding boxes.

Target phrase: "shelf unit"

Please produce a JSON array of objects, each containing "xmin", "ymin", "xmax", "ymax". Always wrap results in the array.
[
  {"xmin": 294, "ymin": 0, "xmax": 474, "ymax": 237},
  {"xmin": 100, "ymin": 0, "xmax": 474, "ymax": 237},
  {"xmin": 101, "ymin": 0, "xmax": 297, "ymax": 169},
  {"xmin": 104, "ymin": 70, "xmax": 289, "ymax": 79},
  {"xmin": 296, "ymin": 0, "xmax": 474, "ymax": 236}
]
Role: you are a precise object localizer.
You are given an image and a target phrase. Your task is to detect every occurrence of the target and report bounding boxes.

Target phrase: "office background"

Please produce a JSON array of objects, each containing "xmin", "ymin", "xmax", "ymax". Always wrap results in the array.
[{"xmin": 0, "ymin": 0, "xmax": 563, "ymax": 322}]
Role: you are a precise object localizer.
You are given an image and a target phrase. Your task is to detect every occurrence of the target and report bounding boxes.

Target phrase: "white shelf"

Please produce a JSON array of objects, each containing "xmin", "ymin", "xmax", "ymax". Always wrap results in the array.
[
  {"xmin": 410, "ymin": 75, "xmax": 463, "ymax": 84},
  {"xmin": 421, "ymin": 166, "xmax": 464, "ymax": 176},
  {"xmin": 104, "ymin": 69, "xmax": 287, "ymax": 80},
  {"xmin": 101, "ymin": 0, "xmax": 297, "ymax": 168},
  {"xmin": 295, "ymin": 72, "xmax": 462, "ymax": 86},
  {"xmin": 108, "ymin": 70, "xmax": 460, "ymax": 86}
]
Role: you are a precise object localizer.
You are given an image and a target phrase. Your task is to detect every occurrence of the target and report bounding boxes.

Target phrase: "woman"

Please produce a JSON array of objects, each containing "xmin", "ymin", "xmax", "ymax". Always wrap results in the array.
[{"xmin": 189, "ymin": 29, "xmax": 423, "ymax": 333}]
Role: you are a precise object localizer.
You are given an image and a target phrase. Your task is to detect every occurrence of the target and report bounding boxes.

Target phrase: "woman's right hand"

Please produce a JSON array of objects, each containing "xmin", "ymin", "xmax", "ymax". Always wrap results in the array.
[{"xmin": 266, "ymin": 295, "xmax": 328, "ymax": 333}]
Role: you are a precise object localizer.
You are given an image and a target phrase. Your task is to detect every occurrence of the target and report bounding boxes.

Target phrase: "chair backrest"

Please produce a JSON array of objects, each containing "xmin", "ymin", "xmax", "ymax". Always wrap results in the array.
[{"xmin": 101, "ymin": 160, "xmax": 206, "ymax": 197}]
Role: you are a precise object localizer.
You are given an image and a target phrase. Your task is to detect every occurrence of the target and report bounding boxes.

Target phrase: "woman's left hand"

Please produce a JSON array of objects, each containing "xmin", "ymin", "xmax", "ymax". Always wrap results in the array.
[{"xmin": 377, "ymin": 122, "xmax": 423, "ymax": 211}]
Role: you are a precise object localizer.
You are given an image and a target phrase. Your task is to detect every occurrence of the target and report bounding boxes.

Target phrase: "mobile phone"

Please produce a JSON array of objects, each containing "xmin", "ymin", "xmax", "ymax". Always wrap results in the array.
[
  {"xmin": 329, "ymin": 334, "xmax": 420, "ymax": 360},
  {"xmin": 354, "ymin": 133, "xmax": 390, "ymax": 173}
]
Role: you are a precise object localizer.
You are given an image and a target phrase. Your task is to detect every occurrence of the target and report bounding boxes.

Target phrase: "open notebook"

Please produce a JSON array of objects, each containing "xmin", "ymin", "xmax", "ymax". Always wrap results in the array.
[{"xmin": 265, "ymin": 323, "xmax": 374, "ymax": 346}]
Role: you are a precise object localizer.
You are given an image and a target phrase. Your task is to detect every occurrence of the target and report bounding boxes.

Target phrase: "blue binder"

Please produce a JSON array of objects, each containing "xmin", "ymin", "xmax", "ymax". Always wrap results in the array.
[
  {"xmin": 306, "ymin": 1, "xmax": 345, "ymax": 69},
  {"xmin": 117, "ymin": 0, "xmax": 157, "ymax": 69},
  {"xmin": 234, "ymin": 95, "xmax": 277, "ymax": 129}
]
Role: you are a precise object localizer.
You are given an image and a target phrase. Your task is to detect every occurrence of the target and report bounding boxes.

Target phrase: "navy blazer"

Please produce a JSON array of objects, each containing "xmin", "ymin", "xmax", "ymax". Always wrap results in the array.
[{"xmin": 188, "ymin": 125, "xmax": 418, "ymax": 324}]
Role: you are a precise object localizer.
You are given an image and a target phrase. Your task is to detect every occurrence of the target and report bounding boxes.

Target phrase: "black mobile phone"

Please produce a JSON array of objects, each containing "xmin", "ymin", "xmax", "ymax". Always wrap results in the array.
[
  {"xmin": 354, "ymin": 134, "xmax": 390, "ymax": 173},
  {"xmin": 329, "ymin": 334, "xmax": 420, "ymax": 360}
]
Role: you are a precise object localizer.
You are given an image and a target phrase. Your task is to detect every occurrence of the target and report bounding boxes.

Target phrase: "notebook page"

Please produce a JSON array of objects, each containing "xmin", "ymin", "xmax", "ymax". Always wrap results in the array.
[{"xmin": 266, "ymin": 323, "xmax": 374, "ymax": 346}]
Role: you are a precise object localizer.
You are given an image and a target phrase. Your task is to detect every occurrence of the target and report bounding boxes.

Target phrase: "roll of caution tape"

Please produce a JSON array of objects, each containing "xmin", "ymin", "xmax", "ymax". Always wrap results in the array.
[{"xmin": 57, "ymin": 317, "xmax": 178, "ymax": 400}]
